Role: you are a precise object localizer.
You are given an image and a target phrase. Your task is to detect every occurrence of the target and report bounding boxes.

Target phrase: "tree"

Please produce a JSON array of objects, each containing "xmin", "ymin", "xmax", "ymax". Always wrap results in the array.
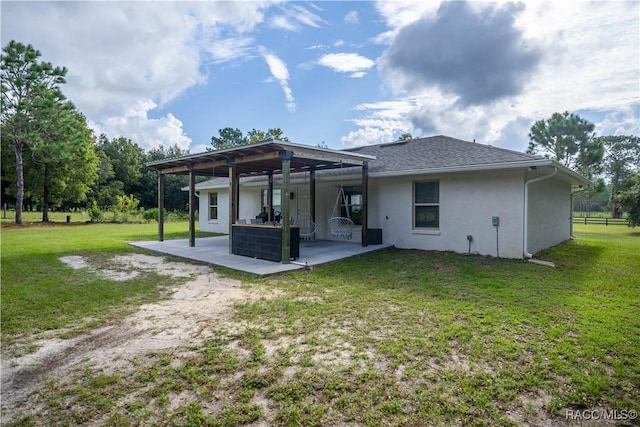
[
  {"xmin": 210, "ymin": 127, "xmax": 247, "ymax": 150},
  {"xmin": 210, "ymin": 127, "xmax": 290, "ymax": 150},
  {"xmin": 598, "ymin": 135, "xmax": 640, "ymax": 218},
  {"xmin": 246, "ymin": 127, "xmax": 290, "ymax": 143},
  {"xmin": 616, "ymin": 172, "xmax": 640, "ymax": 227},
  {"xmin": 90, "ymin": 149, "xmax": 119, "ymax": 208},
  {"xmin": 137, "ymin": 144, "xmax": 191, "ymax": 211},
  {"xmin": 97, "ymin": 135, "xmax": 143, "ymax": 195},
  {"xmin": 527, "ymin": 111, "xmax": 604, "ymax": 177},
  {"xmin": 24, "ymin": 109, "xmax": 98, "ymax": 221},
  {"xmin": 88, "ymin": 135, "xmax": 144, "ymax": 211},
  {"xmin": 1, "ymin": 41, "xmax": 68, "ymax": 224},
  {"xmin": 398, "ymin": 132, "xmax": 413, "ymax": 141}
]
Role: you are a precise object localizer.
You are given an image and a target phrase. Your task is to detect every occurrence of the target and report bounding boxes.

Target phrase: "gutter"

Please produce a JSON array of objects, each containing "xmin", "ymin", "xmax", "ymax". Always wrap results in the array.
[{"xmin": 523, "ymin": 167, "xmax": 557, "ymax": 258}]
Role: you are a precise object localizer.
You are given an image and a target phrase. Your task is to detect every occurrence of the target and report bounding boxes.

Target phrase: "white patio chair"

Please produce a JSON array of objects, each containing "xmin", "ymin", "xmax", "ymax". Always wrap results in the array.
[
  {"xmin": 328, "ymin": 217, "xmax": 354, "ymax": 241},
  {"xmin": 298, "ymin": 215, "xmax": 317, "ymax": 241}
]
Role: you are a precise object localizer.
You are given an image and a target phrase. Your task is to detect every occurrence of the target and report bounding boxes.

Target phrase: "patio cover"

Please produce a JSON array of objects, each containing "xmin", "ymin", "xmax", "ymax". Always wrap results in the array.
[{"xmin": 146, "ymin": 140, "xmax": 376, "ymax": 263}]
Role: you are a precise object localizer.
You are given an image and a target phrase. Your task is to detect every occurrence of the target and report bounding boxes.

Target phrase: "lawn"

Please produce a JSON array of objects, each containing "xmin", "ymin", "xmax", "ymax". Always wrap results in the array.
[
  {"xmin": 1, "ymin": 221, "xmax": 218, "ymax": 340},
  {"xmin": 1, "ymin": 223, "xmax": 639, "ymax": 426}
]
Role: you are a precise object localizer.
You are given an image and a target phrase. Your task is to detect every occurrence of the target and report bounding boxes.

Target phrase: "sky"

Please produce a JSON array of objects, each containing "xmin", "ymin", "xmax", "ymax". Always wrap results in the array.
[{"xmin": 2, "ymin": 1, "xmax": 639, "ymax": 154}]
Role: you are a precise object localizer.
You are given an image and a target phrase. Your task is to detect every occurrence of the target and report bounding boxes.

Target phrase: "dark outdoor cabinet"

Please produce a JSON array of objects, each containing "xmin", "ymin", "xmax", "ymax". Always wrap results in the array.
[
  {"xmin": 232, "ymin": 225, "xmax": 300, "ymax": 262},
  {"xmin": 367, "ymin": 228, "xmax": 383, "ymax": 245}
]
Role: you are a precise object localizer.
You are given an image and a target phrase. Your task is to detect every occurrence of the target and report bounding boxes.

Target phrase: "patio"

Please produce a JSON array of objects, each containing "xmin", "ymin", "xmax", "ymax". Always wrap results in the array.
[{"xmin": 129, "ymin": 236, "xmax": 393, "ymax": 276}]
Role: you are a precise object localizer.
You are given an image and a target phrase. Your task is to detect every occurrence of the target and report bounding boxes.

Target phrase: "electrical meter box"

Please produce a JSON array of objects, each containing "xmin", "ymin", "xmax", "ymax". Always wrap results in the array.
[{"xmin": 492, "ymin": 216, "xmax": 500, "ymax": 226}]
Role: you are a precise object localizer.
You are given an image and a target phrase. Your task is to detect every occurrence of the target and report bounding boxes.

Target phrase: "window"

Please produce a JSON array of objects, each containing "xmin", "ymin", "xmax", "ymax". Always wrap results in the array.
[
  {"xmin": 340, "ymin": 186, "xmax": 363, "ymax": 225},
  {"xmin": 414, "ymin": 181, "xmax": 439, "ymax": 228},
  {"xmin": 209, "ymin": 192, "xmax": 218, "ymax": 220},
  {"xmin": 261, "ymin": 188, "xmax": 282, "ymax": 213}
]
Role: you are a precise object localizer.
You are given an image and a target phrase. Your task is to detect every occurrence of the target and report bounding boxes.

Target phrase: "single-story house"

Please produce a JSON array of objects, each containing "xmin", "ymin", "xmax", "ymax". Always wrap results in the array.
[{"xmin": 148, "ymin": 136, "xmax": 590, "ymax": 261}]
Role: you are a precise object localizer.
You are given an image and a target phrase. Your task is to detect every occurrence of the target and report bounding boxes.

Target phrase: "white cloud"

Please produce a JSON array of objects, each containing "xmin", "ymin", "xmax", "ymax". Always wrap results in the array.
[
  {"xmin": 334, "ymin": 40, "xmax": 345, "ymax": 47},
  {"xmin": 342, "ymin": 99, "xmax": 418, "ymax": 147},
  {"xmin": 369, "ymin": 0, "xmax": 639, "ymax": 152},
  {"xmin": 595, "ymin": 106, "xmax": 640, "ymax": 137},
  {"xmin": 1, "ymin": 1, "xmax": 273, "ymax": 152},
  {"xmin": 91, "ymin": 100, "xmax": 192, "ymax": 151},
  {"xmin": 305, "ymin": 44, "xmax": 330, "ymax": 50},
  {"xmin": 517, "ymin": 2, "xmax": 639, "ymax": 117},
  {"xmin": 259, "ymin": 47, "xmax": 296, "ymax": 112},
  {"xmin": 374, "ymin": 0, "xmax": 440, "ymax": 31},
  {"xmin": 318, "ymin": 53, "xmax": 375, "ymax": 77},
  {"xmin": 354, "ymin": 100, "xmax": 419, "ymax": 120},
  {"xmin": 268, "ymin": 4, "xmax": 326, "ymax": 32},
  {"xmin": 206, "ymin": 36, "xmax": 256, "ymax": 64},
  {"xmin": 270, "ymin": 15, "xmax": 300, "ymax": 32},
  {"xmin": 345, "ymin": 10, "xmax": 359, "ymax": 25},
  {"xmin": 341, "ymin": 127, "xmax": 396, "ymax": 148}
]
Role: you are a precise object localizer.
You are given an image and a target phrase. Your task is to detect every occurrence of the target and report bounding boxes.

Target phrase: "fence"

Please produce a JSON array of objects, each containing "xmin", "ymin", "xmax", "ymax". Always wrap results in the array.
[{"xmin": 573, "ymin": 217, "xmax": 628, "ymax": 226}]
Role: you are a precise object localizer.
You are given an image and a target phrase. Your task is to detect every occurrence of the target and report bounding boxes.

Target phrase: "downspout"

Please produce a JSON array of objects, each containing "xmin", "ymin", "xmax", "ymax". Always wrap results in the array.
[{"xmin": 523, "ymin": 167, "xmax": 557, "ymax": 258}]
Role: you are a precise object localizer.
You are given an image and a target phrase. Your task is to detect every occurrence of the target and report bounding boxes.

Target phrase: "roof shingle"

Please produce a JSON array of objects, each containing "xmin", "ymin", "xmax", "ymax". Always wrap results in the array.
[{"xmin": 346, "ymin": 135, "xmax": 543, "ymax": 173}]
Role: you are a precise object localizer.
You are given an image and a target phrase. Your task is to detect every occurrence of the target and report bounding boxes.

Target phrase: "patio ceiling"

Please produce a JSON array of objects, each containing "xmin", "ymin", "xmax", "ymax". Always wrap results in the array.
[{"xmin": 146, "ymin": 140, "xmax": 376, "ymax": 177}]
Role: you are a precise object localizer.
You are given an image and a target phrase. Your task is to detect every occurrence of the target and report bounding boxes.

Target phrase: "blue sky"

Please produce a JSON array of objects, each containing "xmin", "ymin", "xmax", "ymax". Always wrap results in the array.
[{"xmin": 2, "ymin": 1, "xmax": 639, "ymax": 154}]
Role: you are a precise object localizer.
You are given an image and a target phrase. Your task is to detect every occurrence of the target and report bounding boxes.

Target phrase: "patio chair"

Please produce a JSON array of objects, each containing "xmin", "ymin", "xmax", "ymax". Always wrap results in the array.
[
  {"xmin": 297, "ymin": 215, "xmax": 316, "ymax": 241},
  {"xmin": 328, "ymin": 184, "xmax": 355, "ymax": 241},
  {"xmin": 328, "ymin": 216, "xmax": 354, "ymax": 241}
]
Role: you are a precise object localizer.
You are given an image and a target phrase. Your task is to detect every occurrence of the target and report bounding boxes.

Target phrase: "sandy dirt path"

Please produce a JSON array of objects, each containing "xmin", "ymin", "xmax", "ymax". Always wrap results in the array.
[{"xmin": 1, "ymin": 254, "xmax": 264, "ymax": 424}]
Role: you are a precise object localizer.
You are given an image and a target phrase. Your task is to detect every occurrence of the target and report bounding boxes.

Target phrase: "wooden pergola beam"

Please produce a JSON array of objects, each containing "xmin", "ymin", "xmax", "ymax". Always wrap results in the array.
[
  {"xmin": 228, "ymin": 160, "xmax": 237, "ymax": 254},
  {"xmin": 157, "ymin": 171, "xmax": 164, "ymax": 242},
  {"xmin": 149, "ymin": 141, "xmax": 376, "ymax": 263},
  {"xmin": 361, "ymin": 161, "xmax": 369, "ymax": 247},
  {"xmin": 310, "ymin": 166, "xmax": 316, "ymax": 223},
  {"xmin": 280, "ymin": 151, "xmax": 292, "ymax": 264},
  {"xmin": 188, "ymin": 164, "xmax": 196, "ymax": 247},
  {"xmin": 267, "ymin": 171, "xmax": 274, "ymax": 222},
  {"xmin": 156, "ymin": 151, "xmax": 286, "ymax": 175}
]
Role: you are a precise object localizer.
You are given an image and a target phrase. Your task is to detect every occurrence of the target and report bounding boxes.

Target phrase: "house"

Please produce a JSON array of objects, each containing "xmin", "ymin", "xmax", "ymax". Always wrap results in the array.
[{"xmin": 177, "ymin": 135, "xmax": 590, "ymax": 260}]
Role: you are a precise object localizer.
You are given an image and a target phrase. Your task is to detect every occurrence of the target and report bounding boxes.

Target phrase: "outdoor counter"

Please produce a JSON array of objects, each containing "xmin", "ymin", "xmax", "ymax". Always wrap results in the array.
[{"xmin": 231, "ymin": 224, "xmax": 300, "ymax": 262}]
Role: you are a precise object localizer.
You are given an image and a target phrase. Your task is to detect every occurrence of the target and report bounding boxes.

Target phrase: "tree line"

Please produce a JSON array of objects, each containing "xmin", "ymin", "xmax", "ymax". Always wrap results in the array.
[
  {"xmin": 527, "ymin": 111, "xmax": 639, "ymax": 226},
  {"xmin": 1, "ymin": 41, "xmax": 191, "ymax": 224},
  {"xmin": 2, "ymin": 40, "xmax": 639, "ymax": 226},
  {"xmin": 1, "ymin": 41, "xmax": 296, "ymax": 225}
]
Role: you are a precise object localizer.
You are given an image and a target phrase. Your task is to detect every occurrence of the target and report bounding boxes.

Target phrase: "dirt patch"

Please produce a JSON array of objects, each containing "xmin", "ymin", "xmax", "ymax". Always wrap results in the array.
[{"xmin": 1, "ymin": 254, "xmax": 271, "ymax": 424}]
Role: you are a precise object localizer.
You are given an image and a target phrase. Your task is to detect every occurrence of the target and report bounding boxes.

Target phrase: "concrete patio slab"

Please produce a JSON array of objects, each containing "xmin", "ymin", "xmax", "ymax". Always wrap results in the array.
[{"xmin": 129, "ymin": 236, "xmax": 392, "ymax": 276}]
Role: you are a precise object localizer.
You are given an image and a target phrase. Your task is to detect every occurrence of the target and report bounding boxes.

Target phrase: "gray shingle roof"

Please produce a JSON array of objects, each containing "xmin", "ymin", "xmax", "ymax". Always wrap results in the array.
[
  {"xmin": 346, "ymin": 135, "xmax": 543, "ymax": 173},
  {"xmin": 191, "ymin": 136, "xmax": 549, "ymax": 189}
]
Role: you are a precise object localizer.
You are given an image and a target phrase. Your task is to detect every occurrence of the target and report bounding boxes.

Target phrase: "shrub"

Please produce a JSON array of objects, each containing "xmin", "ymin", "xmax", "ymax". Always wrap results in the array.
[
  {"xmin": 140, "ymin": 208, "xmax": 191, "ymax": 223},
  {"xmin": 111, "ymin": 194, "xmax": 142, "ymax": 223},
  {"xmin": 88, "ymin": 200, "xmax": 104, "ymax": 223},
  {"xmin": 143, "ymin": 208, "xmax": 160, "ymax": 222}
]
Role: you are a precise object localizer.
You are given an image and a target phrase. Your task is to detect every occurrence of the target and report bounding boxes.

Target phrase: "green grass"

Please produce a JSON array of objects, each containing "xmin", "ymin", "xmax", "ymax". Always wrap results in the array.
[
  {"xmin": 1, "ymin": 221, "xmax": 219, "ymax": 340},
  {"xmin": 0, "ymin": 209, "xmax": 92, "ymax": 224},
  {"xmin": 572, "ymin": 211, "xmax": 628, "ymax": 219},
  {"xmin": 2, "ymin": 223, "xmax": 639, "ymax": 426}
]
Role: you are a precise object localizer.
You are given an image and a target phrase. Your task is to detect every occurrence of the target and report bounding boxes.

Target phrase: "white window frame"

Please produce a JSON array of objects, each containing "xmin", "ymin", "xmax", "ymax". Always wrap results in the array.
[
  {"xmin": 261, "ymin": 188, "xmax": 282, "ymax": 213},
  {"xmin": 208, "ymin": 192, "xmax": 218, "ymax": 222},
  {"xmin": 413, "ymin": 181, "xmax": 440, "ymax": 230}
]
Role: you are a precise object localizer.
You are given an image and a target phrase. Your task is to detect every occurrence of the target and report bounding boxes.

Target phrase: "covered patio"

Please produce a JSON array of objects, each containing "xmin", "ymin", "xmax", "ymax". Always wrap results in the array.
[
  {"xmin": 146, "ymin": 141, "xmax": 376, "ymax": 265},
  {"xmin": 130, "ymin": 236, "xmax": 392, "ymax": 276}
]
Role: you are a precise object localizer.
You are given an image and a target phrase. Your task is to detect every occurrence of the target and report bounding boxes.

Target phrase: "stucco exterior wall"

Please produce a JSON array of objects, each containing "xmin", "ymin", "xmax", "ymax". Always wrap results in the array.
[
  {"xmin": 373, "ymin": 170, "xmax": 526, "ymax": 258},
  {"xmin": 195, "ymin": 168, "xmax": 573, "ymax": 259},
  {"xmin": 527, "ymin": 177, "xmax": 572, "ymax": 255},
  {"xmin": 198, "ymin": 188, "xmax": 228, "ymax": 233}
]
